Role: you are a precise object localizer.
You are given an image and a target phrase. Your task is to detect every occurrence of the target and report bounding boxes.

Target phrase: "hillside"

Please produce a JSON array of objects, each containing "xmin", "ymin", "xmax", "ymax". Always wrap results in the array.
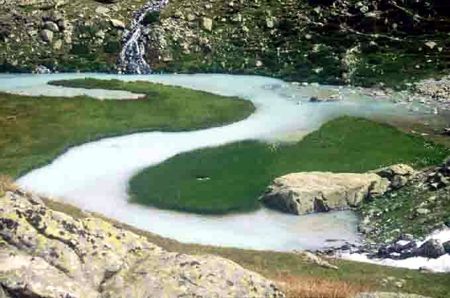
[{"xmin": 1, "ymin": 0, "xmax": 450, "ymax": 87}]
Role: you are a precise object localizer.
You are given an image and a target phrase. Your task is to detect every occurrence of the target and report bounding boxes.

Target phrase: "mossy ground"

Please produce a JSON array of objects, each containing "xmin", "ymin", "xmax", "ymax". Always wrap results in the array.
[
  {"xmin": 129, "ymin": 117, "xmax": 449, "ymax": 214},
  {"xmin": 0, "ymin": 78, "xmax": 254, "ymax": 177}
]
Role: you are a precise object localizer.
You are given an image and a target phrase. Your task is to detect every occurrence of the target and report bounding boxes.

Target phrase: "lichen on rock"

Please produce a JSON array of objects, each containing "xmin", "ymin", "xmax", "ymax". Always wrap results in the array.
[{"xmin": 0, "ymin": 187, "xmax": 284, "ymax": 298}]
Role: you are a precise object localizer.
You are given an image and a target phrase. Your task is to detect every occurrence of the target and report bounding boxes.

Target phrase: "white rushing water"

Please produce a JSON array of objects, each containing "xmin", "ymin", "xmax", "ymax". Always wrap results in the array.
[
  {"xmin": 0, "ymin": 73, "xmax": 426, "ymax": 252},
  {"xmin": 340, "ymin": 229, "xmax": 450, "ymax": 272},
  {"xmin": 118, "ymin": 0, "xmax": 169, "ymax": 74}
]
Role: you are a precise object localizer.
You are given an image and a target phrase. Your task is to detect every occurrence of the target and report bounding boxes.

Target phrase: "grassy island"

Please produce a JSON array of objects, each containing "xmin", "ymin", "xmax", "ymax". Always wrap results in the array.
[
  {"xmin": 0, "ymin": 78, "xmax": 255, "ymax": 177},
  {"xmin": 129, "ymin": 117, "xmax": 449, "ymax": 214}
]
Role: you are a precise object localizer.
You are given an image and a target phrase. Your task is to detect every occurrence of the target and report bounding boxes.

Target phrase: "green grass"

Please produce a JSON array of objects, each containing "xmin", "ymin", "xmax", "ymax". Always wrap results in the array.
[
  {"xmin": 0, "ymin": 78, "xmax": 254, "ymax": 178},
  {"xmin": 129, "ymin": 117, "xmax": 449, "ymax": 214}
]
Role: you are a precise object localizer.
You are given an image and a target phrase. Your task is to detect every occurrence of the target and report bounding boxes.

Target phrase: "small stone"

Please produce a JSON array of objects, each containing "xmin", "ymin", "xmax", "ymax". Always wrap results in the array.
[
  {"xmin": 53, "ymin": 39, "xmax": 63, "ymax": 50},
  {"xmin": 44, "ymin": 21, "xmax": 59, "ymax": 33},
  {"xmin": 266, "ymin": 18, "xmax": 274, "ymax": 29},
  {"xmin": 425, "ymin": 41, "xmax": 437, "ymax": 50},
  {"xmin": 187, "ymin": 14, "xmax": 196, "ymax": 22},
  {"xmin": 416, "ymin": 208, "xmax": 430, "ymax": 215},
  {"xmin": 95, "ymin": 6, "xmax": 110, "ymax": 15},
  {"xmin": 35, "ymin": 65, "xmax": 52, "ymax": 74},
  {"xmin": 95, "ymin": 30, "xmax": 105, "ymax": 39},
  {"xmin": 110, "ymin": 19, "xmax": 125, "ymax": 29},
  {"xmin": 202, "ymin": 17, "xmax": 213, "ymax": 32},
  {"xmin": 57, "ymin": 19, "xmax": 69, "ymax": 31},
  {"xmin": 443, "ymin": 241, "xmax": 450, "ymax": 254},
  {"xmin": 40, "ymin": 29, "xmax": 54, "ymax": 43}
]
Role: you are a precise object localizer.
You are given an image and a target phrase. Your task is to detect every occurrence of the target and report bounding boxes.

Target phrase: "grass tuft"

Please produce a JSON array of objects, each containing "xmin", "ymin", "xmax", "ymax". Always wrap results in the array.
[{"xmin": 275, "ymin": 273, "xmax": 373, "ymax": 298}]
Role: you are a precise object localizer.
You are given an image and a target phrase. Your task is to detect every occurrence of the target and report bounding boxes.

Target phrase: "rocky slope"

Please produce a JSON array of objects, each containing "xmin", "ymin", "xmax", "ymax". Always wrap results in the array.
[
  {"xmin": 359, "ymin": 157, "xmax": 450, "ymax": 243},
  {"xmin": 0, "ymin": 0, "xmax": 149, "ymax": 72},
  {"xmin": 0, "ymin": 180, "xmax": 283, "ymax": 297},
  {"xmin": 1, "ymin": 0, "xmax": 450, "ymax": 88},
  {"xmin": 151, "ymin": 0, "xmax": 450, "ymax": 88}
]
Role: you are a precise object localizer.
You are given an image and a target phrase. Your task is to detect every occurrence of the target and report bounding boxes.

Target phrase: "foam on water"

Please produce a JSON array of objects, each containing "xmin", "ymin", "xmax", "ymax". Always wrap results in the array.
[{"xmin": 0, "ymin": 73, "xmax": 425, "ymax": 252}]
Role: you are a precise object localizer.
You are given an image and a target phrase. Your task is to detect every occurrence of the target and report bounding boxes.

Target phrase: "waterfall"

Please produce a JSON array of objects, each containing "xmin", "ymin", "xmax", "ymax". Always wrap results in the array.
[{"xmin": 118, "ymin": 0, "xmax": 169, "ymax": 74}]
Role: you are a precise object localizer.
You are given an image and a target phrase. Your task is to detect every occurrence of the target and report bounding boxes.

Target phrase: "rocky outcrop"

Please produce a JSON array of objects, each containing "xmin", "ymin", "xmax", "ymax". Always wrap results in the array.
[
  {"xmin": 373, "ymin": 164, "xmax": 416, "ymax": 190},
  {"xmin": 0, "ymin": 184, "xmax": 284, "ymax": 298},
  {"xmin": 261, "ymin": 172, "xmax": 390, "ymax": 215}
]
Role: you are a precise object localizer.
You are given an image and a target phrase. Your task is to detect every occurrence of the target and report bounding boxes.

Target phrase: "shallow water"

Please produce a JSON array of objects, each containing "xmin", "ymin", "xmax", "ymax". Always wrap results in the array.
[{"xmin": 1, "ymin": 73, "xmax": 429, "ymax": 252}]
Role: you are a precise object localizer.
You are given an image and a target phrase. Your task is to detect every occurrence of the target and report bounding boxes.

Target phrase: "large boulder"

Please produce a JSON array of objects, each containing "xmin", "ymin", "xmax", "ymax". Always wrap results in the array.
[
  {"xmin": 261, "ymin": 172, "xmax": 389, "ymax": 215},
  {"xmin": 0, "ymin": 186, "xmax": 284, "ymax": 298}
]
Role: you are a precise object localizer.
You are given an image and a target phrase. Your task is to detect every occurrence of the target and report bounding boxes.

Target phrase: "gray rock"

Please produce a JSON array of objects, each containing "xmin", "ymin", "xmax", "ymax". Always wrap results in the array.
[
  {"xmin": 202, "ymin": 17, "xmax": 213, "ymax": 32},
  {"xmin": 57, "ymin": 19, "xmax": 69, "ymax": 31},
  {"xmin": 416, "ymin": 208, "xmax": 430, "ymax": 215},
  {"xmin": 95, "ymin": 6, "xmax": 110, "ymax": 15},
  {"xmin": 266, "ymin": 17, "xmax": 274, "ymax": 29},
  {"xmin": 34, "ymin": 65, "xmax": 51, "ymax": 74},
  {"xmin": 414, "ymin": 239, "xmax": 446, "ymax": 258},
  {"xmin": 43, "ymin": 21, "xmax": 59, "ymax": 32},
  {"xmin": 187, "ymin": 13, "xmax": 196, "ymax": 22},
  {"xmin": 261, "ymin": 172, "xmax": 389, "ymax": 215},
  {"xmin": 40, "ymin": 29, "xmax": 53, "ymax": 42},
  {"xmin": 53, "ymin": 39, "xmax": 62, "ymax": 50},
  {"xmin": 0, "ymin": 187, "xmax": 284, "ymax": 298},
  {"xmin": 373, "ymin": 164, "xmax": 415, "ymax": 189},
  {"xmin": 443, "ymin": 240, "xmax": 450, "ymax": 254},
  {"xmin": 110, "ymin": 18, "xmax": 125, "ymax": 29}
]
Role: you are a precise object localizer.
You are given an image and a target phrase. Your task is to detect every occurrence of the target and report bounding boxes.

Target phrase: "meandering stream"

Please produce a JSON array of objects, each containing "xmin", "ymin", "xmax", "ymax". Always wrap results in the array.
[{"xmin": 0, "ymin": 73, "xmax": 429, "ymax": 252}]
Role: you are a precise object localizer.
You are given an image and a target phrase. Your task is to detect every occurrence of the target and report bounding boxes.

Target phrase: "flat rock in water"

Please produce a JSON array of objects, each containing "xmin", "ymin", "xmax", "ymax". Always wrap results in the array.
[{"xmin": 261, "ymin": 172, "xmax": 389, "ymax": 215}]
